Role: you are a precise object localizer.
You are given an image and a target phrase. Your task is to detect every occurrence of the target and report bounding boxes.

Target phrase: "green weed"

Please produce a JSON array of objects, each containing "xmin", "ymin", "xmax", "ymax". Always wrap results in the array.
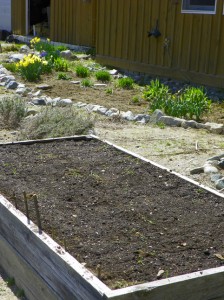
[
  {"xmin": 57, "ymin": 73, "xmax": 71, "ymax": 80},
  {"xmin": 81, "ymin": 78, "xmax": 93, "ymax": 87},
  {"xmin": 95, "ymin": 70, "xmax": 111, "ymax": 82},
  {"xmin": 75, "ymin": 64, "xmax": 90, "ymax": 78},
  {"xmin": 117, "ymin": 77, "xmax": 134, "ymax": 89}
]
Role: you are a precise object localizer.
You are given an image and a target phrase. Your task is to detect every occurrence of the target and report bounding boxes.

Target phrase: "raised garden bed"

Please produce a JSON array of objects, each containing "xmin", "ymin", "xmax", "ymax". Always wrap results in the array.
[{"xmin": 0, "ymin": 136, "xmax": 224, "ymax": 300}]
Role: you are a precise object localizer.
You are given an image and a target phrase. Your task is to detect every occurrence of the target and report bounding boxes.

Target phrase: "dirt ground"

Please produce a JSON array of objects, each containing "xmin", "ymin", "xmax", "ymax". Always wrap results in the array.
[
  {"xmin": 1, "ymin": 50, "xmax": 224, "ymax": 296},
  {"xmin": 0, "ymin": 138, "xmax": 223, "ymax": 290}
]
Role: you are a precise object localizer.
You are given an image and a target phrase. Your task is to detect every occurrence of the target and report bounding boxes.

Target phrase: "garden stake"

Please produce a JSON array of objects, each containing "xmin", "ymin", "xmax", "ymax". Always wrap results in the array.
[
  {"xmin": 33, "ymin": 194, "xmax": 42, "ymax": 233},
  {"xmin": 13, "ymin": 192, "xmax": 18, "ymax": 209},
  {"xmin": 23, "ymin": 191, "xmax": 30, "ymax": 221}
]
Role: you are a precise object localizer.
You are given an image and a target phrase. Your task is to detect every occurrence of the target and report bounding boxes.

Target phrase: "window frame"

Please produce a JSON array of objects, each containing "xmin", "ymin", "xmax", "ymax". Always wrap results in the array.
[{"xmin": 181, "ymin": 0, "xmax": 217, "ymax": 14}]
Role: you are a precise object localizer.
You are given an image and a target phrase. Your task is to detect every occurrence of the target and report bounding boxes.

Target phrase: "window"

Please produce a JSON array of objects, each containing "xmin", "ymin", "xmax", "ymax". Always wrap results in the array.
[{"xmin": 182, "ymin": 0, "xmax": 217, "ymax": 14}]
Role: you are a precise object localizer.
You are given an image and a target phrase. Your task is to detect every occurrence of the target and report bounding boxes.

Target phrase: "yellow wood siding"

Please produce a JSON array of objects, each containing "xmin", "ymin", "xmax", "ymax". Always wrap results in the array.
[
  {"xmin": 51, "ymin": 0, "xmax": 96, "ymax": 46},
  {"xmin": 11, "ymin": 0, "xmax": 26, "ymax": 35},
  {"xmin": 96, "ymin": 0, "xmax": 224, "ymax": 88}
]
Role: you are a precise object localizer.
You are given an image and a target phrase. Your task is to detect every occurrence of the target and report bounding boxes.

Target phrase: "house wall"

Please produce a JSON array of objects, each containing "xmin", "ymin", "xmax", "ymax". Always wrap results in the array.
[
  {"xmin": 11, "ymin": 0, "xmax": 26, "ymax": 35},
  {"xmin": 0, "ymin": 0, "xmax": 12, "ymax": 31},
  {"xmin": 50, "ymin": 0, "xmax": 96, "ymax": 47},
  {"xmin": 96, "ymin": 0, "xmax": 224, "ymax": 88}
]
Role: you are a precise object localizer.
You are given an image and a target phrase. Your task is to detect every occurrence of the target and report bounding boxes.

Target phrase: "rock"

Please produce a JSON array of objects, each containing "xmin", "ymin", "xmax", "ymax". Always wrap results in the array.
[
  {"xmin": 60, "ymin": 50, "xmax": 72, "ymax": 59},
  {"xmin": 215, "ymin": 178, "xmax": 224, "ymax": 190},
  {"xmin": 205, "ymin": 122, "xmax": 224, "ymax": 134},
  {"xmin": 57, "ymin": 98, "xmax": 73, "ymax": 106},
  {"xmin": 95, "ymin": 106, "xmax": 108, "ymax": 115},
  {"xmin": 0, "ymin": 75, "xmax": 15, "ymax": 83},
  {"xmin": 16, "ymin": 87, "xmax": 30, "ymax": 96},
  {"xmin": 210, "ymin": 174, "xmax": 223, "ymax": 183},
  {"xmin": 121, "ymin": 111, "xmax": 135, "ymax": 121},
  {"xmin": 76, "ymin": 54, "xmax": 91, "ymax": 60},
  {"xmin": 156, "ymin": 270, "xmax": 165, "ymax": 279},
  {"xmin": 159, "ymin": 116, "xmax": 183, "ymax": 127},
  {"xmin": 181, "ymin": 120, "xmax": 198, "ymax": 129},
  {"xmin": 70, "ymin": 80, "xmax": 81, "ymax": 85},
  {"xmin": 134, "ymin": 114, "xmax": 150, "ymax": 123},
  {"xmin": 26, "ymin": 108, "xmax": 39, "ymax": 116},
  {"xmin": 32, "ymin": 98, "xmax": 46, "ymax": 106},
  {"xmin": 19, "ymin": 45, "xmax": 31, "ymax": 54},
  {"xmin": 6, "ymin": 81, "xmax": 19, "ymax": 90},
  {"xmin": 33, "ymin": 90, "xmax": 42, "ymax": 97},
  {"xmin": 150, "ymin": 109, "xmax": 164, "ymax": 124},
  {"xmin": 218, "ymin": 160, "xmax": 224, "ymax": 170},
  {"xmin": 94, "ymin": 83, "xmax": 107, "ymax": 87},
  {"xmin": 109, "ymin": 69, "xmax": 118, "ymax": 75},
  {"xmin": 9, "ymin": 53, "xmax": 25, "ymax": 62},
  {"xmin": 75, "ymin": 102, "xmax": 87, "ymax": 108},
  {"xmin": 203, "ymin": 164, "xmax": 218, "ymax": 174},
  {"xmin": 105, "ymin": 108, "xmax": 119, "ymax": 117},
  {"xmin": 36, "ymin": 84, "xmax": 52, "ymax": 90},
  {"xmin": 190, "ymin": 167, "xmax": 204, "ymax": 175}
]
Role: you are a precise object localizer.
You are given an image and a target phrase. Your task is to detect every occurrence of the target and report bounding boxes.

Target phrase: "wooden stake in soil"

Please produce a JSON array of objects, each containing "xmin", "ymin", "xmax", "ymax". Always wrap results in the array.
[
  {"xmin": 33, "ymin": 194, "xmax": 42, "ymax": 233},
  {"xmin": 23, "ymin": 191, "xmax": 30, "ymax": 221}
]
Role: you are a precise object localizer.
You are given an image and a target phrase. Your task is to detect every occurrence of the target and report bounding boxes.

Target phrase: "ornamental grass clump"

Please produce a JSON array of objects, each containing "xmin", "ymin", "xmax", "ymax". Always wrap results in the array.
[
  {"xmin": 75, "ymin": 64, "xmax": 90, "ymax": 78},
  {"xmin": 16, "ymin": 54, "xmax": 50, "ymax": 81},
  {"xmin": 117, "ymin": 77, "xmax": 134, "ymax": 89},
  {"xmin": 95, "ymin": 70, "xmax": 111, "ymax": 82}
]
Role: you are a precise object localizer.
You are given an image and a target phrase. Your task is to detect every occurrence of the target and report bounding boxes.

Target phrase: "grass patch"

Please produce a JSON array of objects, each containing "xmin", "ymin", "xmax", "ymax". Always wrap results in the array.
[
  {"xmin": 95, "ymin": 70, "xmax": 111, "ymax": 82},
  {"xmin": 57, "ymin": 73, "xmax": 71, "ymax": 80},
  {"xmin": 117, "ymin": 77, "xmax": 134, "ymax": 89},
  {"xmin": 19, "ymin": 106, "xmax": 95, "ymax": 140},
  {"xmin": 81, "ymin": 78, "xmax": 93, "ymax": 87},
  {"xmin": 75, "ymin": 64, "xmax": 90, "ymax": 78}
]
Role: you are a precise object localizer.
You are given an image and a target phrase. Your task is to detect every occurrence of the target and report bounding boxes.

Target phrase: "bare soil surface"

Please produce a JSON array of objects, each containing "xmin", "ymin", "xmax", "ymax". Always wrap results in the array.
[
  {"xmin": 0, "ymin": 138, "xmax": 223, "ymax": 289},
  {"xmin": 1, "ymin": 50, "xmax": 224, "ymax": 295}
]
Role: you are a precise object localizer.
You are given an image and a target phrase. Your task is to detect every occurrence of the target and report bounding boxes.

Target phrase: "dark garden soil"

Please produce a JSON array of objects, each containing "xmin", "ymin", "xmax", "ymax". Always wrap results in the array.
[{"xmin": 0, "ymin": 137, "xmax": 223, "ymax": 289}]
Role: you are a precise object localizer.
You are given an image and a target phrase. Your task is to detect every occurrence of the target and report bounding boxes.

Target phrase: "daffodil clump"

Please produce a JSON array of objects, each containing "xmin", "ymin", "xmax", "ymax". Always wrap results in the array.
[
  {"xmin": 16, "ymin": 54, "xmax": 50, "ymax": 81},
  {"xmin": 30, "ymin": 37, "xmax": 60, "ymax": 62}
]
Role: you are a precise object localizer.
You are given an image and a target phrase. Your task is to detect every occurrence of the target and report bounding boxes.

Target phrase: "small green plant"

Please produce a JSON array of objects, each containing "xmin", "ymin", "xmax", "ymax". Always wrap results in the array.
[
  {"xmin": 57, "ymin": 73, "xmax": 71, "ymax": 80},
  {"xmin": 55, "ymin": 45, "xmax": 68, "ymax": 51},
  {"xmin": 105, "ymin": 88, "xmax": 113, "ymax": 94},
  {"xmin": 95, "ymin": 70, "xmax": 111, "ymax": 82},
  {"xmin": 0, "ymin": 96, "xmax": 27, "ymax": 129},
  {"xmin": 2, "ymin": 44, "xmax": 21, "ymax": 52},
  {"xmin": 118, "ymin": 77, "xmax": 134, "ymax": 89},
  {"xmin": 75, "ymin": 64, "xmax": 90, "ymax": 78},
  {"xmin": 2, "ymin": 62, "xmax": 17, "ymax": 73},
  {"xmin": 6, "ymin": 277, "xmax": 15, "ymax": 287},
  {"xmin": 54, "ymin": 57, "xmax": 68, "ymax": 72},
  {"xmin": 16, "ymin": 289, "xmax": 25, "ymax": 298},
  {"xmin": 30, "ymin": 37, "xmax": 60, "ymax": 62},
  {"xmin": 81, "ymin": 78, "xmax": 93, "ymax": 87}
]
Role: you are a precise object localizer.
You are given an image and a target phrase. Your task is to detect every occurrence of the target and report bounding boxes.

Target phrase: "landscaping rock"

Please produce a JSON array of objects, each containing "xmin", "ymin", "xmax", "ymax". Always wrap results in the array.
[
  {"xmin": 70, "ymin": 80, "xmax": 81, "ymax": 85},
  {"xmin": 6, "ymin": 81, "xmax": 19, "ymax": 90},
  {"xmin": 134, "ymin": 114, "xmax": 150, "ymax": 123},
  {"xmin": 109, "ymin": 69, "xmax": 118, "ymax": 75},
  {"xmin": 105, "ymin": 108, "xmax": 119, "ymax": 117},
  {"xmin": 181, "ymin": 120, "xmax": 198, "ymax": 129},
  {"xmin": 36, "ymin": 84, "xmax": 52, "ymax": 90},
  {"xmin": 205, "ymin": 122, "xmax": 224, "ymax": 134},
  {"xmin": 95, "ymin": 106, "xmax": 108, "ymax": 115},
  {"xmin": 9, "ymin": 53, "xmax": 25, "ymax": 62},
  {"xmin": 159, "ymin": 116, "xmax": 183, "ymax": 127},
  {"xmin": 190, "ymin": 167, "xmax": 204, "ymax": 175},
  {"xmin": 32, "ymin": 98, "xmax": 47, "ymax": 106},
  {"xmin": 150, "ymin": 109, "xmax": 164, "ymax": 124},
  {"xmin": 215, "ymin": 178, "xmax": 224, "ymax": 190},
  {"xmin": 210, "ymin": 174, "xmax": 223, "ymax": 183},
  {"xmin": 94, "ymin": 83, "xmax": 107, "ymax": 87},
  {"xmin": 0, "ymin": 75, "xmax": 15, "ymax": 83},
  {"xmin": 33, "ymin": 90, "xmax": 42, "ymax": 97},
  {"xmin": 16, "ymin": 87, "xmax": 30, "ymax": 96},
  {"xmin": 19, "ymin": 45, "xmax": 31, "ymax": 54},
  {"xmin": 121, "ymin": 111, "xmax": 135, "ymax": 121},
  {"xmin": 57, "ymin": 98, "xmax": 73, "ymax": 106},
  {"xmin": 60, "ymin": 50, "xmax": 72, "ymax": 59},
  {"xmin": 203, "ymin": 163, "xmax": 218, "ymax": 174}
]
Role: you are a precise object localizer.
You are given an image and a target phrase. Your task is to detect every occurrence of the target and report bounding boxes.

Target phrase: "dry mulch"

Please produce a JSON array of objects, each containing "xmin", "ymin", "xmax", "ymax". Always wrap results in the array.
[{"xmin": 0, "ymin": 137, "xmax": 223, "ymax": 289}]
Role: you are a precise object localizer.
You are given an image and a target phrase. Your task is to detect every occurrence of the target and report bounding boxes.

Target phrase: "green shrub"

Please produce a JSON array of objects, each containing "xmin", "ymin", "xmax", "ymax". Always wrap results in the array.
[
  {"xmin": 81, "ymin": 78, "xmax": 93, "ymax": 87},
  {"xmin": 19, "ymin": 106, "xmax": 94, "ymax": 140},
  {"xmin": 0, "ymin": 96, "xmax": 27, "ymax": 129},
  {"xmin": 118, "ymin": 77, "xmax": 134, "ymax": 89},
  {"xmin": 54, "ymin": 57, "xmax": 68, "ymax": 72},
  {"xmin": 143, "ymin": 80, "xmax": 211, "ymax": 121},
  {"xmin": 56, "ymin": 45, "xmax": 68, "ymax": 51},
  {"xmin": 95, "ymin": 70, "xmax": 111, "ymax": 82},
  {"xmin": 75, "ymin": 64, "xmax": 90, "ymax": 78}
]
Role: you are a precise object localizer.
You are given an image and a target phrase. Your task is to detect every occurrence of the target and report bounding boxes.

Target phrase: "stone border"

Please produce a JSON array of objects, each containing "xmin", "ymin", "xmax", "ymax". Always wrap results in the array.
[{"xmin": 0, "ymin": 135, "xmax": 224, "ymax": 300}]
